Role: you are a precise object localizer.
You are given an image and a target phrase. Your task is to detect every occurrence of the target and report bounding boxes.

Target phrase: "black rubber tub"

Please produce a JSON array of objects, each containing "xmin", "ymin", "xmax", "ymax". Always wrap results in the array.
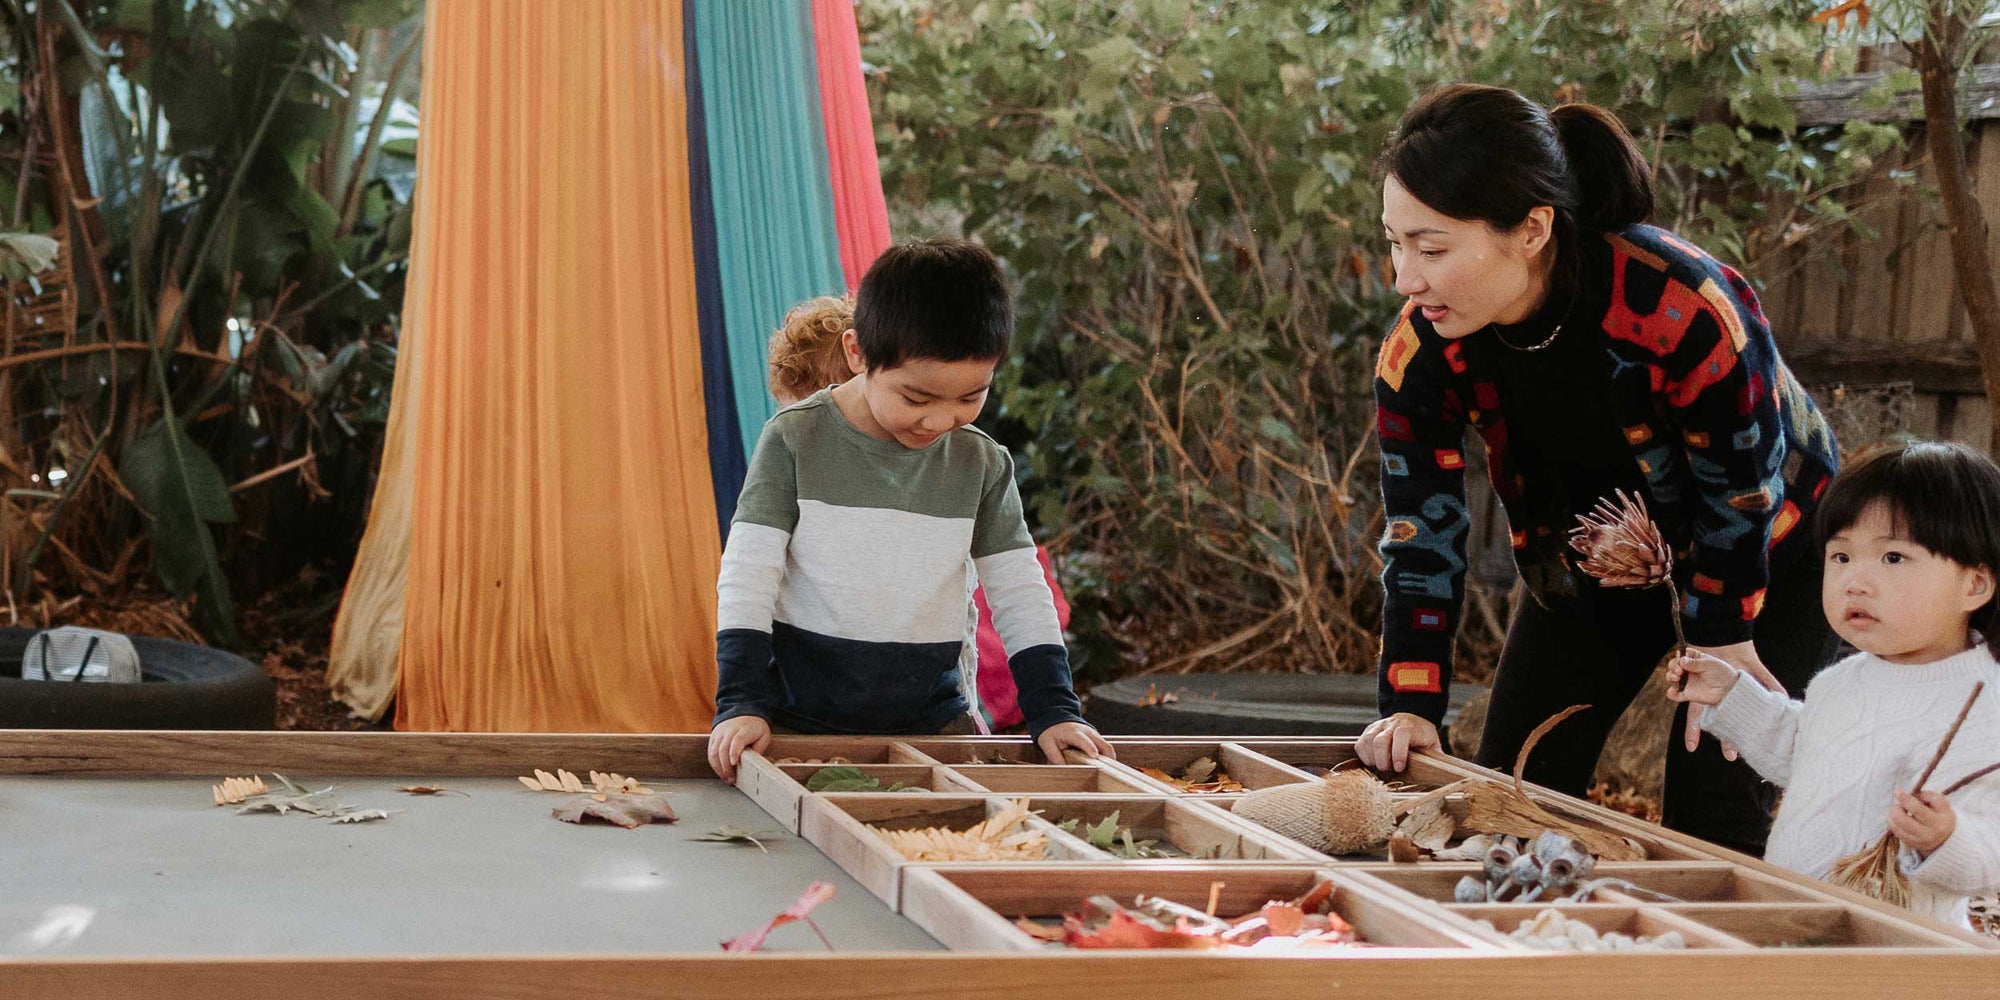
[
  {"xmin": 0, "ymin": 626, "xmax": 275, "ymax": 729},
  {"xmin": 1084, "ymin": 672, "xmax": 1484, "ymax": 739}
]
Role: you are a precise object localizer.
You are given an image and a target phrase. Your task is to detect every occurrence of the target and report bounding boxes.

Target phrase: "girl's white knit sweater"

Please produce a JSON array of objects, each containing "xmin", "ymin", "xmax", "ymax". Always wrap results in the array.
[{"xmin": 1700, "ymin": 645, "xmax": 2000, "ymax": 929}]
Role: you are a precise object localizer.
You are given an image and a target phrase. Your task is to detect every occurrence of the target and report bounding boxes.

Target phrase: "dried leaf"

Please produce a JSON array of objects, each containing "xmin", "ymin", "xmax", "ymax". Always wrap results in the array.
[
  {"xmin": 692, "ymin": 826, "xmax": 781, "ymax": 853},
  {"xmin": 1139, "ymin": 763, "xmax": 1243, "ymax": 794},
  {"xmin": 1136, "ymin": 683, "xmax": 1180, "ymax": 708},
  {"xmin": 331, "ymin": 809, "xmax": 400, "ymax": 824},
  {"xmin": 234, "ymin": 777, "xmax": 349, "ymax": 818},
  {"xmin": 212, "ymin": 776, "xmax": 267, "ymax": 805},
  {"xmin": 721, "ymin": 881, "xmax": 836, "ymax": 953},
  {"xmin": 1015, "ymin": 917, "xmax": 1068, "ymax": 943},
  {"xmin": 396, "ymin": 785, "xmax": 468, "ymax": 797},
  {"xmin": 552, "ymin": 793, "xmax": 678, "ymax": 828},
  {"xmin": 1059, "ymin": 812, "xmax": 1171, "ymax": 859},
  {"xmin": 589, "ymin": 771, "xmax": 653, "ymax": 795},
  {"xmin": 519, "ymin": 767, "xmax": 651, "ymax": 796},
  {"xmin": 1181, "ymin": 757, "xmax": 1218, "ymax": 784},
  {"xmin": 1065, "ymin": 910, "xmax": 1222, "ymax": 950},
  {"xmin": 1259, "ymin": 902, "xmax": 1305, "ymax": 937}
]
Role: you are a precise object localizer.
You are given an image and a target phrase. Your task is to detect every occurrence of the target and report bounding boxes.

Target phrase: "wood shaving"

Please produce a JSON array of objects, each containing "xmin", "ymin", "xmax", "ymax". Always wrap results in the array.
[{"xmin": 872, "ymin": 798, "xmax": 1050, "ymax": 861}]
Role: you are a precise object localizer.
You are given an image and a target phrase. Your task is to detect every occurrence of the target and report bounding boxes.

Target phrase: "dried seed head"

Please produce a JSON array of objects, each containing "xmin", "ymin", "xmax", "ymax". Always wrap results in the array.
[{"xmin": 1568, "ymin": 490, "xmax": 1673, "ymax": 588}]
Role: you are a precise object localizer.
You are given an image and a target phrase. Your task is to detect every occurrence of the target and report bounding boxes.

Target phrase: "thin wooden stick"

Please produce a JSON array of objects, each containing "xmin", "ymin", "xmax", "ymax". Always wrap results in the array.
[
  {"xmin": 1942, "ymin": 761, "xmax": 2000, "ymax": 797},
  {"xmin": 1912, "ymin": 682, "xmax": 1985, "ymax": 793}
]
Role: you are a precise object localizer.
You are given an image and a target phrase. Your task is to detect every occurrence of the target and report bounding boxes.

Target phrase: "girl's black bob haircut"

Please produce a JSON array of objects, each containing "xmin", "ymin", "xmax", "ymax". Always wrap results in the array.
[{"xmin": 1816, "ymin": 439, "xmax": 2000, "ymax": 657}]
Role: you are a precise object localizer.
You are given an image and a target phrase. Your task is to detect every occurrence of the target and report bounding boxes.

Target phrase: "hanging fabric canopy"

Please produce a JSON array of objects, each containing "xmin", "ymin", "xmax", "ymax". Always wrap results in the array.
[
  {"xmin": 811, "ymin": 0, "xmax": 894, "ymax": 291},
  {"xmin": 329, "ymin": 0, "xmax": 894, "ymax": 731},
  {"xmin": 692, "ymin": 0, "xmax": 848, "ymax": 460}
]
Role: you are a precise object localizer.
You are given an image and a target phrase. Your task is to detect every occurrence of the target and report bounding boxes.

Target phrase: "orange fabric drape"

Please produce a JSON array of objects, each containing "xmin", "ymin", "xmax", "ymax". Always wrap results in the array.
[
  {"xmin": 810, "ymin": 0, "xmax": 892, "ymax": 291},
  {"xmin": 389, "ymin": 0, "xmax": 721, "ymax": 732},
  {"xmin": 326, "ymin": 22, "xmax": 440, "ymax": 723}
]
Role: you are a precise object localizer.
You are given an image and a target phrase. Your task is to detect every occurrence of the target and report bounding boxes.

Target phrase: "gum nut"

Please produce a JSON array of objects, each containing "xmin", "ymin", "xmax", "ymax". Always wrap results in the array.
[
  {"xmin": 1509, "ymin": 854, "xmax": 1543, "ymax": 884},
  {"xmin": 1541, "ymin": 856, "xmax": 1575, "ymax": 886},
  {"xmin": 1532, "ymin": 830, "xmax": 1569, "ymax": 861},
  {"xmin": 1454, "ymin": 876, "xmax": 1488, "ymax": 903},
  {"xmin": 1569, "ymin": 849, "xmax": 1597, "ymax": 882}
]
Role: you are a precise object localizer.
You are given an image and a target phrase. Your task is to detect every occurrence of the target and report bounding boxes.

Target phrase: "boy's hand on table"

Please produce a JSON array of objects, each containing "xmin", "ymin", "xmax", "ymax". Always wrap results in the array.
[
  {"xmin": 707, "ymin": 715, "xmax": 772, "ymax": 784},
  {"xmin": 1889, "ymin": 789, "xmax": 1956, "ymax": 856},
  {"xmin": 1037, "ymin": 722, "xmax": 1115, "ymax": 764}
]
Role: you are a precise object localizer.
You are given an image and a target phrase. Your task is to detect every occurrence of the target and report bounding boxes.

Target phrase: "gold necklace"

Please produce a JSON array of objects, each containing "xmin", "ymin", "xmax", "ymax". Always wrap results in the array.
[{"xmin": 1491, "ymin": 322, "xmax": 1561, "ymax": 352}]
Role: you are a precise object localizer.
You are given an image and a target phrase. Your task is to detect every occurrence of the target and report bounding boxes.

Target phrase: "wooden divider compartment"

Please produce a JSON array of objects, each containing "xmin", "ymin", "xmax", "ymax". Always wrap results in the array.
[
  {"xmin": 900, "ymin": 738, "xmax": 1043, "ymax": 765},
  {"xmin": 797, "ymin": 794, "xmax": 1107, "ymax": 905},
  {"xmin": 1232, "ymin": 740, "xmax": 1464, "ymax": 791},
  {"xmin": 946, "ymin": 764, "xmax": 1159, "ymax": 795},
  {"xmin": 1098, "ymin": 741, "xmax": 1314, "ymax": 796},
  {"xmin": 1664, "ymin": 903, "xmax": 1982, "ymax": 950},
  {"xmin": 735, "ymin": 741, "xmax": 942, "ymax": 832},
  {"xmin": 1447, "ymin": 903, "xmax": 1748, "ymax": 950},
  {"xmin": 900, "ymin": 864, "xmax": 1502, "ymax": 953},
  {"xmin": 1017, "ymin": 796, "xmax": 1322, "ymax": 862},
  {"xmin": 1343, "ymin": 861, "xmax": 1832, "ymax": 906},
  {"xmin": 758, "ymin": 737, "xmax": 939, "ymax": 765},
  {"xmin": 1340, "ymin": 864, "xmax": 1628, "ymax": 904},
  {"xmin": 775, "ymin": 763, "xmax": 981, "ymax": 793}
]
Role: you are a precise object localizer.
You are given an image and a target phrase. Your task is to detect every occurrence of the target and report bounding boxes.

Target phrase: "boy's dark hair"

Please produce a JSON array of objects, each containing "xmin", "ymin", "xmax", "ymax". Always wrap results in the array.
[
  {"xmin": 1815, "ymin": 439, "xmax": 2000, "ymax": 657},
  {"xmin": 852, "ymin": 237, "xmax": 1012, "ymax": 371}
]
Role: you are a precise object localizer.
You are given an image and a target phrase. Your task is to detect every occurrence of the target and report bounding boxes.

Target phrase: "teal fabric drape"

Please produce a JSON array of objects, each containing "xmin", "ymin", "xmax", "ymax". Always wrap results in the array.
[{"xmin": 692, "ymin": 0, "xmax": 847, "ymax": 456}]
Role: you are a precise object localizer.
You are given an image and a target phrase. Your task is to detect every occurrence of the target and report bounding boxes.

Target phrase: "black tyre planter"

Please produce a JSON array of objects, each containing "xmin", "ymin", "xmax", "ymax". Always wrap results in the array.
[
  {"xmin": 0, "ymin": 627, "xmax": 275, "ymax": 730},
  {"xmin": 1084, "ymin": 671, "xmax": 1484, "ymax": 739}
]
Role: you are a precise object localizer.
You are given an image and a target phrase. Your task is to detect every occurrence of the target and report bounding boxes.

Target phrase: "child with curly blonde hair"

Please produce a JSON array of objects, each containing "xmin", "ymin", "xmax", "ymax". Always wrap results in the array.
[{"xmin": 767, "ymin": 296, "xmax": 856, "ymax": 404}]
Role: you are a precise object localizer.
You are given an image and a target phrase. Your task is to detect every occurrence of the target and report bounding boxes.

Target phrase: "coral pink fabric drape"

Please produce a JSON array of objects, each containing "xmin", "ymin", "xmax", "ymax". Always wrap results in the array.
[
  {"xmin": 810, "ymin": 0, "xmax": 893, "ymax": 290},
  {"xmin": 384, "ymin": 0, "xmax": 721, "ymax": 732}
]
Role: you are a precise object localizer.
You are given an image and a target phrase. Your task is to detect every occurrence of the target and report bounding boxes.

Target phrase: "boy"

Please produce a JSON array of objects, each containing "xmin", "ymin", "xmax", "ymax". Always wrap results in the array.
[{"xmin": 707, "ymin": 238, "xmax": 1114, "ymax": 782}]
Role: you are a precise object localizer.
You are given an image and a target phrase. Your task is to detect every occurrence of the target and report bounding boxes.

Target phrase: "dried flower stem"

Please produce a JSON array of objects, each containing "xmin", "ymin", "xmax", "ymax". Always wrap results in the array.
[
  {"xmin": 1942, "ymin": 762, "xmax": 2000, "ymax": 797},
  {"xmin": 1664, "ymin": 578, "xmax": 1687, "ymax": 660},
  {"xmin": 1912, "ymin": 682, "xmax": 1985, "ymax": 794}
]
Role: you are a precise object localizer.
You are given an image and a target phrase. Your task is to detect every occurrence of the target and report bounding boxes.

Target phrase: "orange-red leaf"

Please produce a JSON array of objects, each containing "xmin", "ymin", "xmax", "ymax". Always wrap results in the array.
[
  {"xmin": 1064, "ymin": 911, "xmax": 1221, "ymax": 950},
  {"xmin": 722, "ymin": 881, "xmax": 836, "ymax": 953}
]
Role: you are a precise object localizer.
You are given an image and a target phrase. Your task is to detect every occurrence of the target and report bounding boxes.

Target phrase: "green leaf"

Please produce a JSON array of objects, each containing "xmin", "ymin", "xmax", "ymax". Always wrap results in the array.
[
  {"xmin": 1082, "ymin": 812, "xmax": 1122, "ymax": 850},
  {"xmin": 119, "ymin": 417, "xmax": 238, "ymax": 644},
  {"xmin": 804, "ymin": 766, "xmax": 884, "ymax": 792}
]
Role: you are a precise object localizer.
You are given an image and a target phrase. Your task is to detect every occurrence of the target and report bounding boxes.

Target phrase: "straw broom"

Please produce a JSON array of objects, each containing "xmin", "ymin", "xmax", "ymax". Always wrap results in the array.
[{"xmin": 1828, "ymin": 682, "xmax": 1990, "ymax": 906}]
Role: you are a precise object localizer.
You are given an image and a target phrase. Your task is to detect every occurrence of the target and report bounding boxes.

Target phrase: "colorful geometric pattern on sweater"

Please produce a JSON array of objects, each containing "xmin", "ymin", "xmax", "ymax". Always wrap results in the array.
[{"xmin": 1373, "ymin": 224, "xmax": 1839, "ymax": 724}]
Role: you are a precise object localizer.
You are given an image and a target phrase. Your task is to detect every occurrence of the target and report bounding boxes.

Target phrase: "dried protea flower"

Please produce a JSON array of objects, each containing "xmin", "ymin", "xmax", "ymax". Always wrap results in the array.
[
  {"xmin": 1567, "ymin": 490, "xmax": 1672, "ymax": 586},
  {"xmin": 1568, "ymin": 489, "xmax": 1685, "ymax": 655}
]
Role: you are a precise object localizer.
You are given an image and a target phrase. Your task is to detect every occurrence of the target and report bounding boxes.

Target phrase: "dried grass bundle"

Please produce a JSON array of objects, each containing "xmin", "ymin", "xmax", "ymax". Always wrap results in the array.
[{"xmin": 873, "ymin": 798, "xmax": 1050, "ymax": 862}]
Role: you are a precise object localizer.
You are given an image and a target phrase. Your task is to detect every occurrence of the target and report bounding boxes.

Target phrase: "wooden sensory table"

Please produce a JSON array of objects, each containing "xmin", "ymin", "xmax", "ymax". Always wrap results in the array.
[{"xmin": 0, "ymin": 730, "xmax": 1993, "ymax": 1000}]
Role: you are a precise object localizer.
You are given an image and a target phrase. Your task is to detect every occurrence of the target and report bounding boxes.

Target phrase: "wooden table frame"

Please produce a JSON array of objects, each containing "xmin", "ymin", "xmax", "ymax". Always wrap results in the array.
[{"xmin": 0, "ymin": 730, "xmax": 1993, "ymax": 1000}]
